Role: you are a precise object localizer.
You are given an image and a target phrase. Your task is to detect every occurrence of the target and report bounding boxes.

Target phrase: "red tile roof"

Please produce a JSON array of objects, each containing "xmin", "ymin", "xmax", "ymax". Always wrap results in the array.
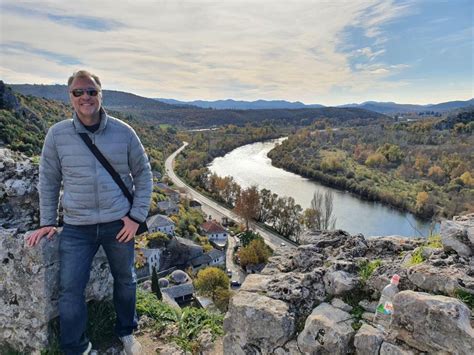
[{"xmin": 201, "ymin": 220, "xmax": 227, "ymax": 234}]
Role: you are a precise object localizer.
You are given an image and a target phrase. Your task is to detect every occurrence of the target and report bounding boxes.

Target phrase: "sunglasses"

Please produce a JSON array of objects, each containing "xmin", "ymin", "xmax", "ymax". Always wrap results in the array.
[{"xmin": 70, "ymin": 88, "xmax": 100, "ymax": 97}]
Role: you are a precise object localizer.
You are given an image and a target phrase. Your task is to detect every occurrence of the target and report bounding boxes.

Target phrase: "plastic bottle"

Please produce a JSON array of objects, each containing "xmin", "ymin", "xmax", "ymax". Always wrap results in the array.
[{"xmin": 373, "ymin": 274, "xmax": 400, "ymax": 331}]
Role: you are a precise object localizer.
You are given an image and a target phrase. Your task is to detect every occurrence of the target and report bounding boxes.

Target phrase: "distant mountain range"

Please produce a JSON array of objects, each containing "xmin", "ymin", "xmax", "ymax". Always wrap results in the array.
[
  {"xmin": 6, "ymin": 83, "xmax": 388, "ymax": 128},
  {"xmin": 156, "ymin": 98, "xmax": 324, "ymax": 110},
  {"xmin": 8, "ymin": 83, "xmax": 473, "ymax": 115},
  {"xmin": 157, "ymin": 97, "xmax": 474, "ymax": 114},
  {"xmin": 339, "ymin": 100, "xmax": 474, "ymax": 114}
]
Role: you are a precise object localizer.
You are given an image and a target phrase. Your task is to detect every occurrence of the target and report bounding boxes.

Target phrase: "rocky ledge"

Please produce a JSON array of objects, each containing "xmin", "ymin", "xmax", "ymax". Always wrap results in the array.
[{"xmin": 224, "ymin": 215, "xmax": 474, "ymax": 354}]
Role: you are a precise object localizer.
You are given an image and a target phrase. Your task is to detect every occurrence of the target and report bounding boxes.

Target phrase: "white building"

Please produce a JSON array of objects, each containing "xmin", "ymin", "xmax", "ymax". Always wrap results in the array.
[{"xmin": 147, "ymin": 214, "xmax": 175, "ymax": 235}]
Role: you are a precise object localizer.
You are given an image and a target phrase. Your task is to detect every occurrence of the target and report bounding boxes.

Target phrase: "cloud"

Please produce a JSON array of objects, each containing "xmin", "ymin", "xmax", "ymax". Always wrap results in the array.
[
  {"xmin": 2, "ymin": 3, "xmax": 124, "ymax": 31},
  {"xmin": 0, "ymin": 0, "xmax": 470, "ymax": 105},
  {"xmin": 2, "ymin": 41, "xmax": 82, "ymax": 65},
  {"xmin": 352, "ymin": 47, "xmax": 386, "ymax": 61}
]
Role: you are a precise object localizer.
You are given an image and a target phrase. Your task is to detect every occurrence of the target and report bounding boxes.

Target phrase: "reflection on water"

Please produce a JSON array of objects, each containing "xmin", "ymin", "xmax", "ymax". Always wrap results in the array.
[{"xmin": 209, "ymin": 139, "xmax": 438, "ymax": 238}]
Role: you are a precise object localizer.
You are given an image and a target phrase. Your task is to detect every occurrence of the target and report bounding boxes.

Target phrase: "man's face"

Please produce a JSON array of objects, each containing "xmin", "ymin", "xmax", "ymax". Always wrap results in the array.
[{"xmin": 69, "ymin": 76, "xmax": 102, "ymax": 121}]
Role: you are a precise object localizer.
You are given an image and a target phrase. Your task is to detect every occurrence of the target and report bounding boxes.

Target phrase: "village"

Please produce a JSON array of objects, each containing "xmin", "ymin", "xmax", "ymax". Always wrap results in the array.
[{"xmin": 134, "ymin": 175, "xmax": 266, "ymax": 312}]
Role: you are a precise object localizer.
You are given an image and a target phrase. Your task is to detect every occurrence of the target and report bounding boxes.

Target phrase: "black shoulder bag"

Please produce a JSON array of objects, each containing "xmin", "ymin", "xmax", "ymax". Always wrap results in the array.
[{"xmin": 78, "ymin": 133, "xmax": 148, "ymax": 235}]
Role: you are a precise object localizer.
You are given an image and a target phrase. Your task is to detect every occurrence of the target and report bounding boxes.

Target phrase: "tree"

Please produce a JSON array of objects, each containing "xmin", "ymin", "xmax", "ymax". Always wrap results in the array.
[
  {"xmin": 258, "ymin": 188, "xmax": 278, "ymax": 223},
  {"xmin": 194, "ymin": 267, "xmax": 229, "ymax": 299},
  {"xmin": 214, "ymin": 287, "xmax": 231, "ymax": 312},
  {"xmin": 303, "ymin": 190, "xmax": 336, "ymax": 230},
  {"xmin": 234, "ymin": 185, "xmax": 260, "ymax": 230},
  {"xmin": 460, "ymin": 171, "xmax": 474, "ymax": 187},
  {"xmin": 427, "ymin": 165, "xmax": 446, "ymax": 185},
  {"xmin": 239, "ymin": 230, "xmax": 262, "ymax": 247},
  {"xmin": 376, "ymin": 143, "xmax": 404, "ymax": 164},
  {"xmin": 151, "ymin": 266, "xmax": 162, "ymax": 300},
  {"xmin": 239, "ymin": 246, "xmax": 258, "ymax": 269},
  {"xmin": 415, "ymin": 191, "xmax": 432, "ymax": 217},
  {"xmin": 365, "ymin": 152, "xmax": 387, "ymax": 167}
]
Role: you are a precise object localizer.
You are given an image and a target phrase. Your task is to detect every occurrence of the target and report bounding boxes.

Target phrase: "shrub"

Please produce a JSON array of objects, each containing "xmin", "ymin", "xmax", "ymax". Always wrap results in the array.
[
  {"xmin": 358, "ymin": 259, "xmax": 382, "ymax": 283},
  {"xmin": 405, "ymin": 247, "xmax": 425, "ymax": 266},
  {"xmin": 426, "ymin": 234, "xmax": 442, "ymax": 248},
  {"xmin": 455, "ymin": 289, "xmax": 474, "ymax": 310},
  {"xmin": 194, "ymin": 267, "xmax": 229, "ymax": 299}
]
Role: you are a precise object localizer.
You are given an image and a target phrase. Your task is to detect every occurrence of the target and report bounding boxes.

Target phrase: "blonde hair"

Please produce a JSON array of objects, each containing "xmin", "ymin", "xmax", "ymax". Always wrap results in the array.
[{"xmin": 67, "ymin": 70, "xmax": 102, "ymax": 88}]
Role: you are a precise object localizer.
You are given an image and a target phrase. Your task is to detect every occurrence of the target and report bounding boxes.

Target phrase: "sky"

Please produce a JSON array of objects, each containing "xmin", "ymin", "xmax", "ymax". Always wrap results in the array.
[{"xmin": 0, "ymin": 0, "xmax": 473, "ymax": 106}]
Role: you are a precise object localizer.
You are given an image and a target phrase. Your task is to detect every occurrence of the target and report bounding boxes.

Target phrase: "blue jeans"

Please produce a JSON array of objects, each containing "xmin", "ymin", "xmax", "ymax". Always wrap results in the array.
[{"xmin": 58, "ymin": 220, "xmax": 138, "ymax": 354}]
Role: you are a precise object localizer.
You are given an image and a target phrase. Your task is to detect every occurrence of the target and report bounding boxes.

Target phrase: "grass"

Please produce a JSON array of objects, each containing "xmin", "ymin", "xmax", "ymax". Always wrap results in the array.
[
  {"xmin": 136, "ymin": 289, "xmax": 224, "ymax": 353},
  {"xmin": 405, "ymin": 247, "xmax": 425, "ymax": 266},
  {"xmin": 342, "ymin": 289, "xmax": 372, "ymax": 332},
  {"xmin": 426, "ymin": 234, "xmax": 443, "ymax": 248},
  {"xmin": 42, "ymin": 300, "xmax": 116, "ymax": 354},
  {"xmin": 404, "ymin": 235, "xmax": 442, "ymax": 267},
  {"xmin": 358, "ymin": 259, "xmax": 382, "ymax": 283},
  {"xmin": 455, "ymin": 289, "xmax": 474, "ymax": 311},
  {"xmin": 349, "ymin": 305, "xmax": 365, "ymax": 331}
]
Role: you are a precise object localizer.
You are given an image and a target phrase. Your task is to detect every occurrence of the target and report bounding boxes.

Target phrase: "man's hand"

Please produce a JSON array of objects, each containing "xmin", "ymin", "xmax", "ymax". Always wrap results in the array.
[
  {"xmin": 116, "ymin": 216, "xmax": 139, "ymax": 243},
  {"xmin": 26, "ymin": 226, "xmax": 58, "ymax": 247}
]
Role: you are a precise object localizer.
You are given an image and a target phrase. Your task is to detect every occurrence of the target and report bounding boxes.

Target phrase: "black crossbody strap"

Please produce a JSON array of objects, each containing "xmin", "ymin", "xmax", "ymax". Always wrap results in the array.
[{"xmin": 78, "ymin": 133, "xmax": 134, "ymax": 205}]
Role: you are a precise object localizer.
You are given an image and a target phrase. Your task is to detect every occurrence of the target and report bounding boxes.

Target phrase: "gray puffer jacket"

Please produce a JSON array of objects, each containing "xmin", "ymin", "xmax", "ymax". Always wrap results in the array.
[{"xmin": 39, "ymin": 110, "xmax": 152, "ymax": 226}]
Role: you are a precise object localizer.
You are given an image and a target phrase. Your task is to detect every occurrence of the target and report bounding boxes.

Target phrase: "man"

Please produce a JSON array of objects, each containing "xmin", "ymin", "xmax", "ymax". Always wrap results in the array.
[{"xmin": 27, "ymin": 70, "xmax": 152, "ymax": 355}]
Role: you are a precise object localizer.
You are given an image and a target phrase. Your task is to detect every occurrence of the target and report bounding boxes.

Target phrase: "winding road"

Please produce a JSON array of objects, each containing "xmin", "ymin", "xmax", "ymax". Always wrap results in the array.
[{"xmin": 164, "ymin": 143, "xmax": 296, "ymax": 251}]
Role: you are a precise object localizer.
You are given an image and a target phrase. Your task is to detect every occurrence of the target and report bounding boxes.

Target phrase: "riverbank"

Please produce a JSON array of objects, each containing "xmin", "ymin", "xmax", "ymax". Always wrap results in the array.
[
  {"xmin": 268, "ymin": 148, "xmax": 423, "ymax": 219},
  {"xmin": 266, "ymin": 118, "xmax": 473, "ymax": 222},
  {"xmin": 209, "ymin": 140, "xmax": 436, "ymax": 237}
]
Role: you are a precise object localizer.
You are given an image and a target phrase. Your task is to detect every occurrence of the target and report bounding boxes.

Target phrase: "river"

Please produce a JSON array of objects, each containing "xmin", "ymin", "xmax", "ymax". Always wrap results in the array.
[{"xmin": 208, "ymin": 138, "xmax": 438, "ymax": 238}]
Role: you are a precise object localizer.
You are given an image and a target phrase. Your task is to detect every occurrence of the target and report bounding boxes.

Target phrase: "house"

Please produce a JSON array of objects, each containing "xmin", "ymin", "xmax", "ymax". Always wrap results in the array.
[
  {"xmin": 160, "ymin": 270, "xmax": 194, "ymax": 305},
  {"xmin": 147, "ymin": 214, "xmax": 175, "ymax": 235},
  {"xmin": 200, "ymin": 220, "xmax": 228, "ymax": 249},
  {"xmin": 155, "ymin": 182, "xmax": 180, "ymax": 203},
  {"xmin": 156, "ymin": 200, "xmax": 179, "ymax": 216},
  {"xmin": 141, "ymin": 248, "xmax": 162, "ymax": 276},
  {"xmin": 207, "ymin": 248, "xmax": 225, "ymax": 266},
  {"xmin": 190, "ymin": 248, "xmax": 225, "ymax": 271}
]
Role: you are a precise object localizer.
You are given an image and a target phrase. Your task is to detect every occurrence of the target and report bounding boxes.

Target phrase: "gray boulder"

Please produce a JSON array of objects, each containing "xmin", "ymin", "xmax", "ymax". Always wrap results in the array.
[
  {"xmin": 0, "ymin": 148, "xmax": 40, "ymax": 230},
  {"xmin": 223, "ymin": 291, "xmax": 295, "ymax": 354},
  {"xmin": 0, "ymin": 228, "xmax": 113, "ymax": 351},
  {"xmin": 391, "ymin": 290, "xmax": 474, "ymax": 354},
  {"xmin": 441, "ymin": 215, "xmax": 474, "ymax": 257},
  {"xmin": 407, "ymin": 262, "xmax": 472, "ymax": 295},
  {"xmin": 354, "ymin": 323, "xmax": 384, "ymax": 354},
  {"xmin": 274, "ymin": 340, "xmax": 302, "ymax": 355},
  {"xmin": 297, "ymin": 303, "xmax": 355, "ymax": 354},
  {"xmin": 266, "ymin": 270, "xmax": 326, "ymax": 316},
  {"xmin": 379, "ymin": 341, "xmax": 416, "ymax": 355},
  {"xmin": 324, "ymin": 270, "xmax": 359, "ymax": 295}
]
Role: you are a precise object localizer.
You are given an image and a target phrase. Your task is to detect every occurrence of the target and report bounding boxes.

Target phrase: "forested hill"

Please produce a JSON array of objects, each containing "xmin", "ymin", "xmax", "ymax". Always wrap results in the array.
[
  {"xmin": 0, "ymin": 81, "xmax": 180, "ymax": 173},
  {"xmin": 10, "ymin": 84, "xmax": 185, "ymax": 110},
  {"xmin": 268, "ymin": 108, "xmax": 474, "ymax": 219},
  {"xmin": 9, "ymin": 83, "xmax": 389, "ymax": 128}
]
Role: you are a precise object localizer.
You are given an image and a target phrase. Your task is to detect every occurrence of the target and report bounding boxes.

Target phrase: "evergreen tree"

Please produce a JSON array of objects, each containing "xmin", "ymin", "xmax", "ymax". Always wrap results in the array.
[{"xmin": 151, "ymin": 266, "xmax": 162, "ymax": 300}]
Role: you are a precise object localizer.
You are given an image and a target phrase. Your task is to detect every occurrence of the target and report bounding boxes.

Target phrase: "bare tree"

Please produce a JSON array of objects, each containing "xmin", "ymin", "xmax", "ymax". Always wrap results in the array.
[
  {"xmin": 234, "ymin": 185, "xmax": 260, "ymax": 230},
  {"xmin": 303, "ymin": 190, "xmax": 336, "ymax": 230}
]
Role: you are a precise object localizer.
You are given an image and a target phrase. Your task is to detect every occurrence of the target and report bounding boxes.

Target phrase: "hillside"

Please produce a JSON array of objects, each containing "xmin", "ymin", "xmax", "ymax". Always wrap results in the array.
[
  {"xmin": 0, "ymin": 81, "xmax": 180, "ymax": 173},
  {"xmin": 8, "ymin": 83, "xmax": 389, "ymax": 128},
  {"xmin": 10, "ymin": 84, "xmax": 184, "ymax": 110},
  {"xmin": 268, "ymin": 108, "xmax": 474, "ymax": 219}
]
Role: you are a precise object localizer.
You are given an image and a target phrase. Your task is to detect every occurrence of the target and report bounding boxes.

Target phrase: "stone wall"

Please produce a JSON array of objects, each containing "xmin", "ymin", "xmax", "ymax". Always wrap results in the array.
[
  {"xmin": 224, "ymin": 216, "xmax": 474, "ymax": 354},
  {"xmin": 0, "ymin": 148, "xmax": 113, "ymax": 351}
]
